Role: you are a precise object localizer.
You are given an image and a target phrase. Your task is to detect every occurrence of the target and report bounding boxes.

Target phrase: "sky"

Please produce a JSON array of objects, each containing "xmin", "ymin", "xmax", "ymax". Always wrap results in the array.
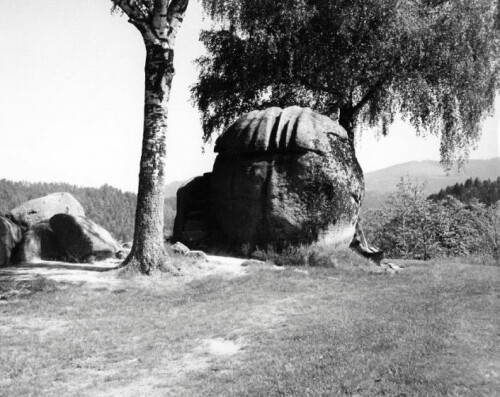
[{"xmin": 0, "ymin": 0, "xmax": 498, "ymax": 193}]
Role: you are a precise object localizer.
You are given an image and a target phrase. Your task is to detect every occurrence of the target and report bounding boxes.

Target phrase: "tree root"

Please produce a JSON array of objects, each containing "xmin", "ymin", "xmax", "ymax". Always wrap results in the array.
[{"xmin": 118, "ymin": 251, "xmax": 180, "ymax": 277}]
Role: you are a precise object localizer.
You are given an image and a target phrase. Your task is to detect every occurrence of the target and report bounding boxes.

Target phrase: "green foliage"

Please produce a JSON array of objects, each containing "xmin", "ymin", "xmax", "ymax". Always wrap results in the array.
[
  {"xmin": 364, "ymin": 177, "xmax": 500, "ymax": 261},
  {"xmin": 195, "ymin": 0, "xmax": 500, "ymax": 166},
  {"xmin": 251, "ymin": 241, "xmax": 373, "ymax": 268},
  {"xmin": 429, "ymin": 176, "xmax": 500, "ymax": 205},
  {"xmin": 0, "ymin": 179, "xmax": 177, "ymax": 242}
]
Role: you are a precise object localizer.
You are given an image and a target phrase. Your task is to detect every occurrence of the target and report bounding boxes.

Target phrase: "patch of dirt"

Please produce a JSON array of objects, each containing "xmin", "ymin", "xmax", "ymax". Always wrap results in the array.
[
  {"xmin": 0, "ymin": 254, "xmax": 253, "ymax": 290},
  {"xmin": 0, "ymin": 316, "xmax": 70, "ymax": 337},
  {"xmin": 202, "ymin": 338, "xmax": 242, "ymax": 356},
  {"xmin": 90, "ymin": 337, "xmax": 244, "ymax": 397}
]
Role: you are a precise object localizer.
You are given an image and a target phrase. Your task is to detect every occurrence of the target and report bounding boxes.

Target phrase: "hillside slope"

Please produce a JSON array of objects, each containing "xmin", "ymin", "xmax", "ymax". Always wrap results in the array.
[{"xmin": 363, "ymin": 158, "xmax": 500, "ymax": 208}]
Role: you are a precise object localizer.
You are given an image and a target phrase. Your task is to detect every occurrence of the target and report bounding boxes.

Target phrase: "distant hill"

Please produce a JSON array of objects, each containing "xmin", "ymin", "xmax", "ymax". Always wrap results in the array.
[{"xmin": 363, "ymin": 158, "xmax": 500, "ymax": 209}]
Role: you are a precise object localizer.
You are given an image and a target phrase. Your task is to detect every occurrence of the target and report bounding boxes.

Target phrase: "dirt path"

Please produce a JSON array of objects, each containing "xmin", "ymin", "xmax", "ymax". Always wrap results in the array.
[{"xmin": 0, "ymin": 255, "xmax": 251, "ymax": 287}]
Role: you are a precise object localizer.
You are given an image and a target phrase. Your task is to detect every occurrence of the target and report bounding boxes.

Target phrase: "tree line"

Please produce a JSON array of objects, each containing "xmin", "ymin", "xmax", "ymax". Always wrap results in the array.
[
  {"xmin": 364, "ymin": 177, "xmax": 499, "ymax": 262},
  {"xmin": 0, "ymin": 179, "xmax": 177, "ymax": 243},
  {"xmin": 428, "ymin": 177, "xmax": 500, "ymax": 206}
]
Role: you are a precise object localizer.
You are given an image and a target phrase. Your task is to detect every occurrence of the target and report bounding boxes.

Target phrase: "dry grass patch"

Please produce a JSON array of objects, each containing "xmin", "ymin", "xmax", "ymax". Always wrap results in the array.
[{"xmin": 0, "ymin": 258, "xmax": 498, "ymax": 396}]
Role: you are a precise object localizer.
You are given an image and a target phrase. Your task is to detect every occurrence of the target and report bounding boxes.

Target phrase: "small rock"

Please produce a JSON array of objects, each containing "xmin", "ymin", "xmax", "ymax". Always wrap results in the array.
[
  {"xmin": 171, "ymin": 241, "xmax": 190, "ymax": 256},
  {"xmin": 115, "ymin": 251, "xmax": 128, "ymax": 260},
  {"xmin": 241, "ymin": 259, "xmax": 267, "ymax": 267},
  {"xmin": 386, "ymin": 262, "xmax": 403, "ymax": 270},
  {"xmin": 122, "ymin": 242, "xmax": 133, "ymax": 249},
  {"xmin": 186, "ymin": 250, "xmax": 208, "ymax": 263}
]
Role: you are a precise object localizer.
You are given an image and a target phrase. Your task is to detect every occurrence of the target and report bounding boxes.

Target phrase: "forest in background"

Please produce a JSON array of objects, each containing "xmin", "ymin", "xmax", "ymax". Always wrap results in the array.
[
  {"xmin": 428, "ymin": 177, "xmax": 500, "ymax": 205},
  {"xmin": 0, "ymin": 179, "xmax": 177, "ymax": 242},
  {"xmin": 1, "ymin": 173, "xmax": 498, "ymax": 261}
]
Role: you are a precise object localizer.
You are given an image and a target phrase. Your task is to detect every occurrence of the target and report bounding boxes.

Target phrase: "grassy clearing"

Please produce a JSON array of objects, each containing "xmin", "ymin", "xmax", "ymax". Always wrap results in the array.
[{"xmin": 0, "ymin": 259, "xmax": 498, "ymax": 396}]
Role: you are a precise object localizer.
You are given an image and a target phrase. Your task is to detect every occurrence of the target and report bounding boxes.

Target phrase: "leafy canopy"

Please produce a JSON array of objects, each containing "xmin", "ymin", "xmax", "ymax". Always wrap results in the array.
[{"xmin": 195, "ymin": 0, "xmax": 500, "ymax": 166}]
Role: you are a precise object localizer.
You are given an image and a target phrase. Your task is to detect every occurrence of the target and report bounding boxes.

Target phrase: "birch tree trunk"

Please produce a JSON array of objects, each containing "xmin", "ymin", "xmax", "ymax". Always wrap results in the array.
[
  {"xmin": 123, "ymin": 44, "xmax": 174, "ymax": 274},
  {"xmin": 115, "ymin": 0, "xmax": 189, "ymax": 274}
]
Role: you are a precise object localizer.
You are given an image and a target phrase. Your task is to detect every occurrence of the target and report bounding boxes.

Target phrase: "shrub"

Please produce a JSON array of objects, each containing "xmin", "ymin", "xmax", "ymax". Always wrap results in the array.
[
  {"xmin": 364, "ymin": 177, "xmax": 500, "ymax": 261},
  {"xmin": 250, "ymin": 242, "xmax": 372, "ymax": 268}
]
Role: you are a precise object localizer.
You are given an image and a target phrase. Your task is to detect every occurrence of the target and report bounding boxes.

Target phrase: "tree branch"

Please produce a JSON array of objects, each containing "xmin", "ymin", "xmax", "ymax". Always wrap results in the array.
[
  {"xmin": 113, "ymin": 0, "xmax": 147, "ymax": 20},
  {"xmin": 297, "ymin": 76, "xmax": 343, "ymax": 98},
  {"xmin": 129, "ymin": 19, "xmax": 161, "ymax": 45},
  {"xmin": 351, "ymin": 77, "xmax": 387, "ymax": 116},
  {"xmin": 166, "ymin": 0, "xmax": 189, "ymax": 46},
  {"xmin": 152, "ymin": 0, "xmax": 169, "ymax": 39}
]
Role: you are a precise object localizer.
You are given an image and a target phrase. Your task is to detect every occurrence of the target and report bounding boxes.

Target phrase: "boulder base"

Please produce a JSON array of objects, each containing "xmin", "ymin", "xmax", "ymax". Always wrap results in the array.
[
  {"xmin": 0, "ymin": 216, "xmax": 22, "ymax": 267},
  {"xmin": 9, "ymin": 192, "xmax": 85, "ymax": 229},
  {"xmin": 14, "ymin": 221, "xmax": 65, "ymax": 263},
  {"xmin": 50, "ymin": 214, "xmax": 121, "ymax": 263}
]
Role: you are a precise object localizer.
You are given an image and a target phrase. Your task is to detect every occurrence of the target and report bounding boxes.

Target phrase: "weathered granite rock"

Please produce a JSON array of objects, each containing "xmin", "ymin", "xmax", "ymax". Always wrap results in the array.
[
  {"xmin": 0, "ymin": 216, "xmax": 22, "ymax": 267},
  {"xmin": 171, "ymin": 242, "xmax": 190, "ymax": 256},
  {"xmin": 173, "ymin": 174, "xmax": 211, "ymax": 247},
  {"xmin": 50, "ymin": 214, "xmax": 121, "ymax": 263},
  {"xmin": 9, "ymin": 192, "xmax": 85, "ymax": 229},
  {"xmin": 209, "ymin": 106, "xmax": 363, "ymax": 249},
  {"xmin": 13, "ymin": 221, "xmax": 65, "ymax": 263}
]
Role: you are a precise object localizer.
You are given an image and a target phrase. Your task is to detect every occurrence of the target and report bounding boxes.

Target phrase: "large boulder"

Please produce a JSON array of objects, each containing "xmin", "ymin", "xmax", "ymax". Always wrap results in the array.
[
  {"xmin": 13, "ymin": 221, "xmax": 65, "ymax": 263},
  {"xmin": 50, "ymin": 214, "xmax": 121, "ymax": 263},
  {"xmin": 174, "ymin": 106, "xmax": 364, "ymax": 250},
  {"xmin": 0, "ymin": 216, "xmax": 22, "ymax": 267},
  {"xmin": 9, "ymin": 192, "xmax": 85, "ymax": 229},
  {"xmin": 173, "ymin": 174, "xmax": 211, "ymax": 247}
]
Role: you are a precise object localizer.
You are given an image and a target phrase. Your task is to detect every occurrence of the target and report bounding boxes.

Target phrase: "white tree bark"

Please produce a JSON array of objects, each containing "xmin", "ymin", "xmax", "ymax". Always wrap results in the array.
[{"xmin": 115, "ymin": 0, "xmax": 190, "ymax": 274}]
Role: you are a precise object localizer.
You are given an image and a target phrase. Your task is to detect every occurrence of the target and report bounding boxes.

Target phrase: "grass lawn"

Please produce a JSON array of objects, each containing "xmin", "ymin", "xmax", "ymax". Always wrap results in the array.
[{"xmin": 0, "ymin": 259, "xmax": 498, "ymax": 396}]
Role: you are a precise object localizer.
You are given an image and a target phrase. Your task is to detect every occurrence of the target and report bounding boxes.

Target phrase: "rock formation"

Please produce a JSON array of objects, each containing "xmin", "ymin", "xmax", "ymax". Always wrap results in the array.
[
  {"xmin": 174, "ymin": 106, "xmax": 364, "ymax": 251},
  {"xmin": 8, "ymin": 192, "xmax": 85, "ymax": 229},
  {"xmin": 50, "ymin": 214, "xmax": 121, "ymax": 263},
  {"xmin": 14, "ymin": 221, "xmax": 65, "ymax": 263},
  {"xmin": 1, "ymin": 194, "xmax": 124, "ymax": 265},
  {"xmin": 0, "ymin": 216, "xmax": 22, "ymax": 267}
]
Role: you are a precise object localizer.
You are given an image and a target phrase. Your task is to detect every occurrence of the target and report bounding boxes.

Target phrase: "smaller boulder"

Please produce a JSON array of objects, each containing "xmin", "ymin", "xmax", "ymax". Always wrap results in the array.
[
  {"xmin": 0, "ymin": 216, "xmax": 22, "ymax": 267},
  {"xmin": 9, "ymin": 192, "xmax": 85, "ymax": 229},
  {"xmin": 171, "ymin": 242, "xmax": 190, "ymax": 256},
  {"xmin": 186, "ymin": 250, "xmax": 208, "ymax": 263},
  {"xmin": 13, "ymin": 222, "xmax": 65, "ymax": 263},
  {"xmin": 241, "ymin": 259, "xmax": 267, "ymax": 267},
  {"xmin": 116, "ymin": 242, "xmax": 132, "ymax": 260},
  {"xmin": 50, "ymin": 214, "xmax": 121, "ymax": 263},
  {"xmin": 115, "ymin": 250, "xmax": 128, "ymax": 260}
]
